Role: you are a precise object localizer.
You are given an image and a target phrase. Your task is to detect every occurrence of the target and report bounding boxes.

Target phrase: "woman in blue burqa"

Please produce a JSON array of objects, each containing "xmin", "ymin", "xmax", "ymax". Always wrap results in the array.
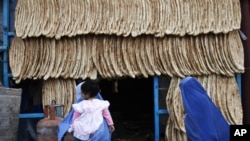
[
  {"xmin": 58, "ymin": 81, "xmax": 113, "ymax": 141},
  {"xmin": 179, "ymin": 76, "xmax": 229, "ymax": 141}
]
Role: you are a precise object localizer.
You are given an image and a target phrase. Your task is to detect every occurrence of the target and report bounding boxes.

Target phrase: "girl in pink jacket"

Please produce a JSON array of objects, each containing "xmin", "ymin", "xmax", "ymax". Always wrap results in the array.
[{"xmin": 68, "ymin": 79, "xmax": 115, "ymax": 141}]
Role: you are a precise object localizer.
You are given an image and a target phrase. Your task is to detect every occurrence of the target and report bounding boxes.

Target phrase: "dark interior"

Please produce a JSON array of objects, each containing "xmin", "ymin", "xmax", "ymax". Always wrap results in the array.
[{"xmin": 99, "ymin": 77, "xmax": 155, "ymax": 141}]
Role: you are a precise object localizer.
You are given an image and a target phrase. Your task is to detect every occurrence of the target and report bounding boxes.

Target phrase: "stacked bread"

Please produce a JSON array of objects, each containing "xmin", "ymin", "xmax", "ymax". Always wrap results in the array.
[{"xmin": 11, "ymin": 0, "xmax": 243, "ymax": 134}]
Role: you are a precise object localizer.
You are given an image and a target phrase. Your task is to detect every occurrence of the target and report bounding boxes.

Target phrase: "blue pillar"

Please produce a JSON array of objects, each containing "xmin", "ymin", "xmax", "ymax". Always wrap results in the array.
[
  {"xmin": 154, "ymin": 76, "xmax": 160, "ymax": 141},
  {"xmin": 2, "ymin": 0, "xmax": 10, "ymax": 87}
]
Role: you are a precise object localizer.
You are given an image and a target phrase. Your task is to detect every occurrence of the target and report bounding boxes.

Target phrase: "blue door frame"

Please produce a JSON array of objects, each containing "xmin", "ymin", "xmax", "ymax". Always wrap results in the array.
[
  {"xmin": 2, "ymin": 0, "xmax": 44, "ymax": 119},
  {"xmin": 153, "ymin": 76, "xmax": 168, "ymax": 141},
  {"xmin": 2, "ymin": 0, "xmax": 10, "ymax": 87}
]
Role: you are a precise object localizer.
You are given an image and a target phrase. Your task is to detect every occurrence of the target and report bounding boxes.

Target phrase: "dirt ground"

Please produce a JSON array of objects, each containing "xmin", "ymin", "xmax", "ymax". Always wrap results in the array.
[
  {"xmin": 110, "ymin": 112, "xmax": 165, "ymax": 141},
  {"xmin": 111, "ymin": 120, "xmax": 154, "ymax": 141}
]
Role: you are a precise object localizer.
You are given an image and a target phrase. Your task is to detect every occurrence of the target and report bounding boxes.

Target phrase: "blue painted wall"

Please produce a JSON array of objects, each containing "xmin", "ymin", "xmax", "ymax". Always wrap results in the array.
[{"xmin": 0, "ymin": 0, "xmax": 3, "ymax": 84}]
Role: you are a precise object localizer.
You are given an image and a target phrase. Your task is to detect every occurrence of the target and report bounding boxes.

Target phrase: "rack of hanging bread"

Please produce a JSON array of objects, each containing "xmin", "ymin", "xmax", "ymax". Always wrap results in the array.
[
  {"xmin": 14, "ymin": 0, "xmax": 241, "ymax": 38},
  {"xmin": 9, "ymin": 31, "xmax": 244, "ymax": 82},
  {"xmin": 11, "ymin": 0, "xmax": 244, "ymax": 140}
]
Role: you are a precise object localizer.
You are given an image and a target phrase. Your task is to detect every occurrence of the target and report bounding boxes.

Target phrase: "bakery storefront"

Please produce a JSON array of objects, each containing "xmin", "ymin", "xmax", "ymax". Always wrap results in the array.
[{"xmin": 1, "ymin": 0, "xmax": 246, "ymax": 141}]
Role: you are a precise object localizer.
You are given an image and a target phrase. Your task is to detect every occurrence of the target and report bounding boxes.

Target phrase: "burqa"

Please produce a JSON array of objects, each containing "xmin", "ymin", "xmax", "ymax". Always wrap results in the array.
[{"xmin": 179, "ymin": 76, "xmax": 229, "ymax": 141}]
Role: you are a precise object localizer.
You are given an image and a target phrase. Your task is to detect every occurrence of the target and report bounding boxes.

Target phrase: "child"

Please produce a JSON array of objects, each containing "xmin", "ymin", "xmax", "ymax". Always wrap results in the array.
[{"xmin": 68, "ymin": 79, "xmax": 115, "ymax": 141}]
